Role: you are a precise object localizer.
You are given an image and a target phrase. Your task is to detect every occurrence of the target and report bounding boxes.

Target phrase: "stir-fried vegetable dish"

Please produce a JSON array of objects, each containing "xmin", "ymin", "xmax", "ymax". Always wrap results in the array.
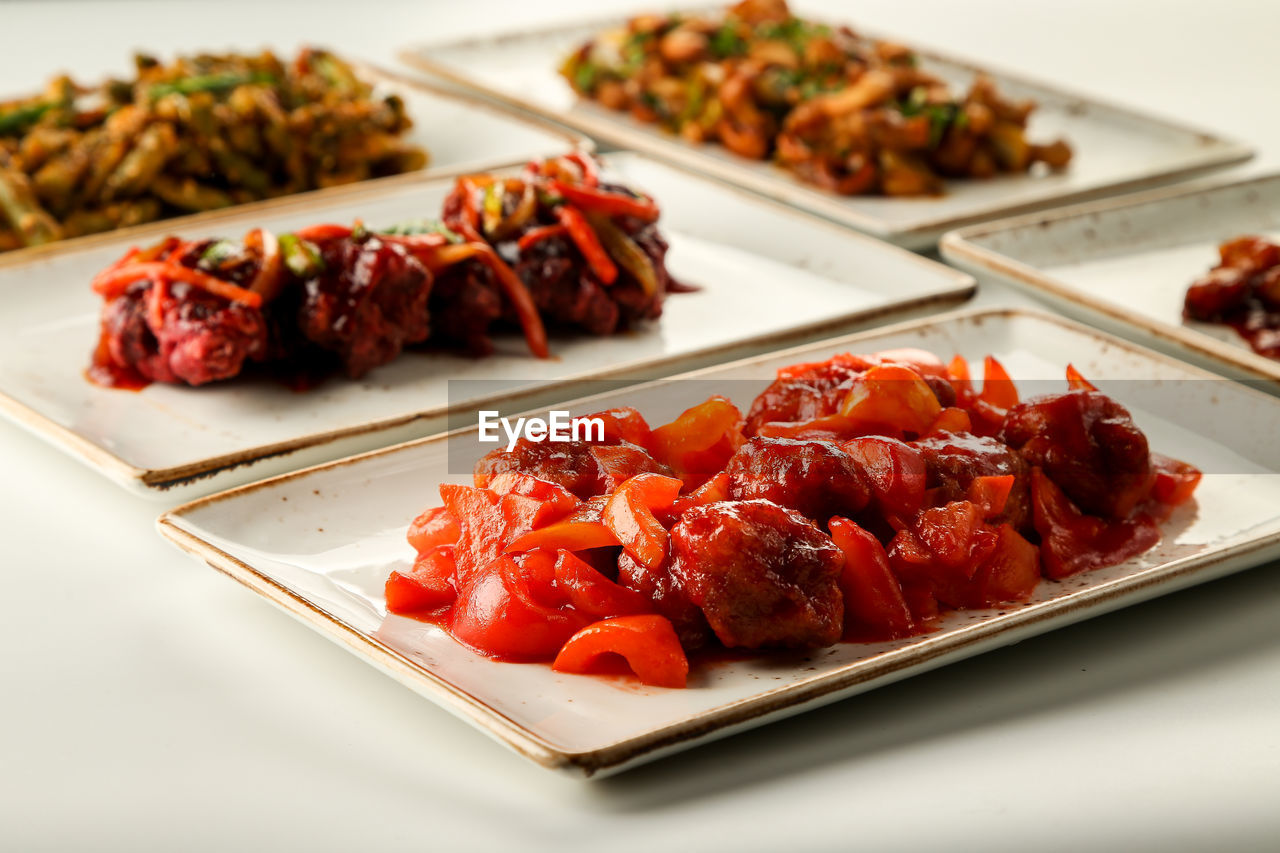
[
  {"xmin": 386, "ymin": 349, "xmax": 1199, "ymax": 688},
  {"xmin": 561, "ymin": 0, "xmax": 1071, "ymax": 196},
  {"xmin": 1, "ymin": 48, "xmax": 426, "ymax": 253},
  {"xmin": 87, "ymin": 153, "xmax": 678, "ymax": 388}
]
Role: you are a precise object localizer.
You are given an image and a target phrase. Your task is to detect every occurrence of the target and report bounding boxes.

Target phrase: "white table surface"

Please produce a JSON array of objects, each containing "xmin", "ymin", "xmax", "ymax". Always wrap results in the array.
[{"xmin": 2, "ymin": 2, "xmax": 1277, "ymax": 850}]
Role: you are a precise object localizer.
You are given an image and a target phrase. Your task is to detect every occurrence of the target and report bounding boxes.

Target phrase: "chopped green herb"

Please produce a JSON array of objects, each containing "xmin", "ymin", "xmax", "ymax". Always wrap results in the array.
[
  {"xmin": 198, "ymin": 239, "xmax": 240, "ymax": 268},
  {"xmin": 0, "ymin": 101, "xmax": 54, "ymax": 135},
  {"xmin": 709, "ymin": 23, "xmax": 746, "ymax": 58},
  {"xmin": 279, "ymin": 233, "xmax": 326, "ymax": 278},
  {"xmin": 379, "ymin": 219, "xmax": 463, "ymax": 243}
]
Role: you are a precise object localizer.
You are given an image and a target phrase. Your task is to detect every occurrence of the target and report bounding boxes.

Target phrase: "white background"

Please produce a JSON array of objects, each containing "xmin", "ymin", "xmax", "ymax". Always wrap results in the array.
[{"xmin": 2, "ymin": 1, "xmax": 1278, "ymax": 850}]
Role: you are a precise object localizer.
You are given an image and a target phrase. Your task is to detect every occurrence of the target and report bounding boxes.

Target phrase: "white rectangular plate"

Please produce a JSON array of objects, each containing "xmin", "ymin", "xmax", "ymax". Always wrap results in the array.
[
  {"xmin": 0, "ymin": 151, "xmax": 972, "ymax": 499},
  {"xmin": 157, "ymin": 308, "xmax": 1280, "ymax": 777},
  {"xmin": 400, "ymin": 11, "xmax": 1251, "ymax": 249},
  {"xmin": 941, "ymin": 174, "xmax": 1280, "ymax": 384},
  {"xmin": 0, "ymin": 62, "xmax": 588, "ymax": 266}
]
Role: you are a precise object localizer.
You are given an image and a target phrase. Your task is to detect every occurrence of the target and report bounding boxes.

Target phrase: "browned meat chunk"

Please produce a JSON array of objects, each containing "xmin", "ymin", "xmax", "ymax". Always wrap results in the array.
[
  {"xmin": 668, "ymin": 500, "xmax": 844, "ymax": 649},
  {"xmin": 914, "ymin": 431, "xmax": 1031, "ymax": 530},
  {"xmin": 724, "ymin": 437, "xmax": 870, "ymax": 523},
  {"xmin": 98, "ymin": 280, "xmax": 268, "ymax": 386},
  {"xmin": 1000, "ymin": 390, "xmax": 1152, "ymax": 519},
  {"xmin": 297, "ymin": 235, "xmax": 432, "ymax": 378}
]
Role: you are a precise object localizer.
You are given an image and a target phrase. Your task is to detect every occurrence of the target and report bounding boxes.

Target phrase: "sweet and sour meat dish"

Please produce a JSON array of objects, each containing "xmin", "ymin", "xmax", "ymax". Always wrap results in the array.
[
  {"xmin": 560, "ymin": 0, "xmax": 1071, "ymax": 196},
  {"xmin": 1183, "ymin": 235, "xmax": 1280, "ymax": 359},
  {"xmin": 386, "ymin": 348, "xmax": 1201, "ymax": 689},
  {"xmin": 87, "ymin": 153, "xmax": 680, "ymax": 389}
]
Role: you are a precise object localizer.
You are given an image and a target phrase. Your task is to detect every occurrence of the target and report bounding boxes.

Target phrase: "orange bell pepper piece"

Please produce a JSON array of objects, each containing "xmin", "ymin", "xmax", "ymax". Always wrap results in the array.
[
  {"xmin": 839, "ymin": 364, "xmax": 942, "ymax": 437},
  {"xmin": 603, "ymin": 473, "xmax": 684, "ymax": 569},
  {"xmin": 828, "ymin": 517, "xmax": 916, "ymax": 641}
]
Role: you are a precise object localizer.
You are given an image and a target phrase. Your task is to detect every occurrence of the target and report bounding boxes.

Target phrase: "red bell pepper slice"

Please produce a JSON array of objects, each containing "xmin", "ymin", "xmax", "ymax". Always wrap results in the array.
[
  {"xmin": 671, "ymin": 471, "xmax": 731, "ymax": 516},
  {"xmin": 828, "ymin": 517, "xmax": 916, "ymax": 641},
  {"xmin": 1150, "ymin": 453, "xmax": 1202, "ymax": 506},
  {"xmin": 839, "ymin": 364, "xmax": 942, "ymax": 437},
  {"xmin": 564, "ymin": 151, "xmax": 600, "ymax": 187},
  {"xmin": 968, "ymin": 524, "xmax": 1040, "ymax": 606},
  {"xmin": 449, "ymin": 554, "xmax": 591, "ymax": 660},
  {"xmin": 548, "ymin": 179, "xmax": 660, "ymax": 222},
  {"xmin": 486, "ymin": 471, "xmax": 580, "ymax": 526},
  {"xmin": 603, "ymin": 473, "xmax": 684, "ymax": 569},
  {"xmin": 92, "ymin": 261, "xmax": 264, "ymax": 307},
  {"xmin": 1064, "ymin": 363, "xmax": 1098, "ymax": 391},
  {"xmin": 1031, "ymin": 469, "xmax": 1160, "ymax": 579},
  {"xmin": 385, "ymin": 546, "xmax": 458, "ymax": 614},
  {"xmin": 553, "ymin": 550, "xmax": 649, "ymax": 619},
  {"xmin": 924, "ymin": 406, "xmax": 973, "ymax": 436},
  {"xmin": 552, "ymin": 615, "xmax": 689, "ymax": 688},
  {"xmin": 406, "ymin": 506, "xmax": 461, "ymax": 553},
  {"xmin": 966, "ymin": 474, "xmax": 1015, "ymax": 520},
  {"xmin": 650, "ymin": 396, "xmax": 744, "ymax": 483},
  {"xmin": 516, "ymin": 224, "xmax": 568, "ymax": 252},
  {"xmin": 505, "ymin": 519, "xmax": 619, "ymax": 554},
  {"xmin": 590, "ymin": 444, "xmax": 664, "ymax": 491},
  {"xmin": 586, "ymin": 406, "xmax": 655, "ymax": 451},
  {"xmin": 979, "ymin": 356, "xmax": 1019, "ymax": 410},
  {"xmin": 841, "ymin": 436, "xmax": 927, "ymax": 521},
  {"xmin": 555, "ymin": 204, "xmax": 618, "ymax": 285}
]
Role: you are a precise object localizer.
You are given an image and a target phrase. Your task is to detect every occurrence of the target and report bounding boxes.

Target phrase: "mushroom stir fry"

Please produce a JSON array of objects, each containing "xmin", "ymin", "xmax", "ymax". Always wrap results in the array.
[
  {"xmin": 0, "ymin": 48, "xmax": 426, "ymax": 252},
  {"xmin": 561, "ymin": 0, "xmax": 1072, "ymax": 196}
]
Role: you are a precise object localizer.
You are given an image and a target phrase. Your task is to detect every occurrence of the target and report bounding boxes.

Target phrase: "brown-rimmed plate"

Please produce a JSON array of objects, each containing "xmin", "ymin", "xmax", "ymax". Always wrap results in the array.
[
  {"xmin": 157, "ymin": 307, "xmax": 1280, "ymax": 776},
  {"xmin": 941, "ymin": 173, "xmax": 1280, "ymax": 385},
  {"xmin": 400, "ymin": 10, "xmax": 1252, "ymax": 249},
  {"xmin": 0, "ymin": 151, "xmax": 973, "ymax": 499}
]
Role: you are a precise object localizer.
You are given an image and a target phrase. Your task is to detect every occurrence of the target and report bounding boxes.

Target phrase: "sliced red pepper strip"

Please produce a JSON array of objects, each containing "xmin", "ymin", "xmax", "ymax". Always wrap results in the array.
[
  {"xmin": 564, "ymin": 151, "xmax": 600, "ymax": 187},
  {"xmin": 553, "ymin": 550, "xmax": 649, "ymax": 619},
  {"xmin": 671, "ymin": 470, "xmax": 731, "ymax": 515},
  {"xmin": 516, "ymin": 224, "xmax": 568, "ymax": 252},
  {"xmin": 603, "ymin": 473, "xmax": 684, "ymax": 569},
  {"xmin": 841, "ymin": 436, "xmax": 926, "ymax": 521},
  {"xmin": 946, "ymin": 354, "xmax": 975, "ymax": 402},
  {"xmin": 980, "ymin": 356, "xmax": 1019, "ymax": 410},
  {"xmin": 505, "ymin": 520, "xmax": 620, "ymax": 554},
  {"xmin": 450, "ymin": 555, "xmax": 588, "ymax": 660},
  {"xmin": 291, "ymin": 223, "xmax": 354, "ymax": 243},
  {"xmin": 966, "ymin": 474, "xmax": 1015, "ymax": 519},
  {"xmin": 552, "ymin": 615, "xmax": 689, "ymax": 688},
  {"xmin": 406, "ymin": 505, "xmax": 461, "ymax": 553},
  {"xmin": 555, "ymin": 204, "xmax": 618, "ymax": 284},
  {"xmin": 828, "ymin": 517, "xmax": 916, "ymax": 641},
  {"xmin": 548, "ymin": 179, "xmax": 659, "ymax": 222},
  {"xmin": 91, "ymin": 261, "xmax": 263, "ymax": 308},
  {"xmin": 1149, "ymin": 453, "xmax": 1202, "ymax": 506},
  {"xmin": 468, "ymin": 243, "xmax": 550, "ymax": 359},
  {"xmin": 385, "ymin": 546, "xmax": 458, "ymax": 614},
  {"xmin": 924, "ymin": 406, "xmax": 972, "ymax": 436},
  {"xmin": 1064, "ymin": 363, "xmax": 1098, "ymax": 391}
]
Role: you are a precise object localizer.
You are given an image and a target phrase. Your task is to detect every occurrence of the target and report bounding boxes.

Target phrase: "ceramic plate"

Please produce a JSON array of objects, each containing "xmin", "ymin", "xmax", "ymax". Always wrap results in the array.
[
  {"xmin": 157, "ymin": 307, "xmax": 1280, "ymax": 777},
  {"xmin": 400, "ymin": 12, "xmax": 1251, "ymax": 249},
  {"xmin": 0, "ymin": 151, "xmax": 972, "ymax": 499},
  {"xmin": 941, "ymin": 174, "xmax": 1280, "ymax": 384},
  {"xmin": 0, "ymin": 62, "xmax": 588, "ymax": 267}
]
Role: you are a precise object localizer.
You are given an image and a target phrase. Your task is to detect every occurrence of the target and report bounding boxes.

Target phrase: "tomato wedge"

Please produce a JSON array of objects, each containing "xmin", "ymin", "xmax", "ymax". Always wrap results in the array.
[{"xmin": 552, "ymin": 615, "xmax": 689, "ymax": 688}]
